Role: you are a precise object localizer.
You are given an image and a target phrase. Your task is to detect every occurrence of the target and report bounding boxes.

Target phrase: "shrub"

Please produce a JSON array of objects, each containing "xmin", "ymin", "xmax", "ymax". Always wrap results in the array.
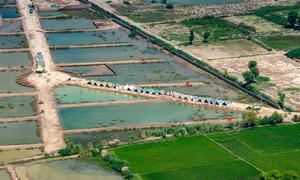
[
  {"xmin": 292, "ymin": 115, "xmax": 300, "ymax": 122},
  {"xmin": 123, "ymin": 0, "xmax": 130, "ymax": 5},
  {"xmin": 241, "ymin": 110, "xmax": 259, "ymax": 127},
  {"xmin": 58, "ymin": 148, "xmax": 72, "ymax": 156},
  {"xmin": 128, "ymin": 31, "xmax": 137, "ymax": 38},
  {"xmin": 165, "ymin": 3, "xmax": 173, "ymax": 9},
  {"xmin": 122, "ymin": 169, "xmax": 134, "ymax": 179},
  {"xmin": 269, "ymin": 111, "xmax": 283, "ymax": 125},
  {"xmin": 90, "ymin": 148, "xmax": 100, "ymax": 157},
  {"xmin": 286, "ymin": 48, "xmax": 300, "ymax": 59}
]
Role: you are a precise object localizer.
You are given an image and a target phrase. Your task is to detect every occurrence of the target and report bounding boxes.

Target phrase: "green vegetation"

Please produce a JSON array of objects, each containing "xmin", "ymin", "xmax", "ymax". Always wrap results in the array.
[
  {"xmin": 181, "ymin": 16, "xmax": 248, "ymax": 42},
  {"xmin": 257, "ymin": 35, "xmax": 300, "ymax": 51},
  {"xmin": 241, "ymin": 110, "xmax": 259, "ymax": 128},
  {"xmin": 277, "ymin": 92, "xmax": 286, "ymax": 109},
  {"xmin": 254, "ymin": 4, "xmax": 300, "ymax": 26},
  {"xmin": 260, "ymin": 170, "xmax": 298, "ymax": 180},
  {"xmin": 209, "ymin": 124, "xmax": 300, "ymax": 175},
  {"xmin": 286, "ymin": 48, "xmax": 300, "ymax": 59},
  {"xmin": 117, "ymin": 8, "xmax": 171, "ymax": 23},
  {"xmin": 114, "ymin": 135, "xmax": 260, "ymax": 179}
]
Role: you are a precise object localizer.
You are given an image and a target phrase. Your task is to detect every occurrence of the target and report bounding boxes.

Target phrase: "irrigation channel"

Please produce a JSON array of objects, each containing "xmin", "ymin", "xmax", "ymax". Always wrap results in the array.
[{"xmin": 0, "ymin": 0, "xmax": 293, "ymax": 179}]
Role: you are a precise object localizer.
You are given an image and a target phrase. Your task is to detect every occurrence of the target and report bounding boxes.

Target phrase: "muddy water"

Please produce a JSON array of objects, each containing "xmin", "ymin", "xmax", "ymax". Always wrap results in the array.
[
  {"xmin": 0, "ymin": 96, "xmax": 37, "ymax": 118},
  {"xmin": 15, "ymin": 159, "xmax": 122, "ymax": 180}
]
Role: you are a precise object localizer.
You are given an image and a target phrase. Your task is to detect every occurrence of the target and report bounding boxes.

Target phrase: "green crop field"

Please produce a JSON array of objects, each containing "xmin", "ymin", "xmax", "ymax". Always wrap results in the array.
[
  {"xmin": 114, "ymin": 135, "xmax": 260, "ymax": 179},
  {"xmin": 113, "ymin": 124, "xmax": 300, "ymax": 180},
  {"xmin": 257, "ymin": 35, "xmax": 300, "ymax": 51},
  {"xmin": 208, "ymin": 124, "xmax": 300, "ymax": 174},
  {"xmin": 181, "ymin": 16, "xmax": 248, "ymax": 42}
]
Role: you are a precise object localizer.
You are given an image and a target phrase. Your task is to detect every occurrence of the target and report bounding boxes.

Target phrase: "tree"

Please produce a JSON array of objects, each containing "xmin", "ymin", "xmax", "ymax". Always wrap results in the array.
[
  {"xmin": 189, "ymin": 29, "xmax": 195, "ymax": 45},
  {"xmin": 203, "ymin": 32, "xmax": 211, "ymax": 43},
  {"xmin": 287, "ymin": 11, "xmax": 298, "ymax": 28},
  {"xmin": 241, "ymin": 110, "xmax": 259, "ymax": 127},
  {"xmin": 250, "ymin": 66, "xmax": 260, "ymax": 78},
  {"xmin": 243, "ymin": 71, "xmax": 255, "ymax": 84},
  {"xmin": 248, "ymin": 60, "xmax": 257, "ymax": 69},
  {"xmin": 277, "ymin": 92, "xmax": 286, "ymax": 109}
]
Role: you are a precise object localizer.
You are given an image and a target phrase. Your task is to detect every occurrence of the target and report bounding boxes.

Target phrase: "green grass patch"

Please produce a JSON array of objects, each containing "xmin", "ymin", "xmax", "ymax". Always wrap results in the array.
[
  {"xmin": 286, "ymin": 48, "xmax": 300, "ymax": 59},
  {"xmin": 113, "ymin": 135, "xmax": 237, "ymax": 174},
  {"xmin": 181, "ymin": 16, "xmax": 249, "ymax": 42},
  {"xmin": 257, "ymin": 35, "xmax": 300, "ymax": 51},
  {"xmin": 254, "ymin": 4, "xmax": 300, "ymax": 26},
  {"xmin": 117, "ymin": 8, "xmax": 172, "ymax": 23},
  {"xmin": 209, "ymin": 124, "xmax": 300, "ymax": 174},
  {"xmin": 141, "ymin": 160, "xmax": 260, "ymax": 180}
]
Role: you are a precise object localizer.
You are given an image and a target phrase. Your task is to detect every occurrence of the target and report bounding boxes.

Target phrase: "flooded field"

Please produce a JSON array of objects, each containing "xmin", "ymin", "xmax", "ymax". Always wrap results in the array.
[
  {"xmin": 0, "ymin": 71, "xmax": 33, "ymax": 93},
  {"xmin": 156, "ymin": 85, "xmax": 258, "ymax": 104},
  {"xmin": 0, "ymin": 20, "xmax": 22, "ymax": 32},
  {"xmin": 0, "ymin": 96, "xmax": 37, "ymax": 118},
  {"xmin": 61, "ymin": 65, "xmax": 115, "ymax": 77},
  {"xmin": 47, "ymin": 29, "xmax": 131, "ymax": 46},
  {"xmin": 0, "ymin": 170, "xmax": 10, "ymax": 180},
  {"xmin": 0, "ymin": 52, "xmax": 31, "ymax": 67},
  {"xmin": 0, "ymin": 7, "xmax": 19, "ymax": 18},
  {"xmin": 41, "ymin": 18, "xmax": 96, "ymax": 31},
  {"xmin": 59, "ymin": 102, "xmax": 241, "ymax": 130},
  {"xmin": 66, "ymin": 129, "xmax": 141, "ymax": 147},
  {"xmin": 0, "ymin": 35, "xmax": 27, "ymax": 49},
  {"xmin": 0, "ymin": 121, "xmax": 41, "ymax": 145},
  {"xmin": 0, "ymin": 149, "xmax": 43, "ymax": 164},
  {"xmin": 55, "ymin": 86, "xmax": 145, "ymax": 104},
  {"xmin": 51, "ymin": 45, "xmax": 164, "ymax": 63},
  {"xmin": 15, "ymin": 159, "xmax": 122, "ymax": 180}
]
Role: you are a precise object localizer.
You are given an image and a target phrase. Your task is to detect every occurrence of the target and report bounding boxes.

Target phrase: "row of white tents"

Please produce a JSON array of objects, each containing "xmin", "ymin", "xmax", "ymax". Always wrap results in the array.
[{"xmin": 86, "ymin": 79, "xmax": 232, "ymax": 107}]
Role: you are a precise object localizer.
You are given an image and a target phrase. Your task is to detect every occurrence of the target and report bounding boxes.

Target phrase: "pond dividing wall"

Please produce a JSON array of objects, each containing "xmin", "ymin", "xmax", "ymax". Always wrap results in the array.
[
  {"xmin": 15, "ymin": 159, "xmax": 122, "ymax": 180},
  {"xmin": 59, "ymin": 102, "xmax": 241, "ymax": 130}
]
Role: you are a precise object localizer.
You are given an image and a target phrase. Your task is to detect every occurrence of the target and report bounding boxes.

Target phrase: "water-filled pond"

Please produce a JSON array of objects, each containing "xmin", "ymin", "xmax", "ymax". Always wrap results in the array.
[
  {"xmin": 38, "ymin": 10, "xmax": 66, "ymax": 17},
  {"xmin": 55, "ymin": 86, "xmax": 145, "ymax": 104},
  {"xmin": 0, "ymin": 52, "xmax": 31, "ymax": 67},
  {"xmin": 61, "ymin": 65, "xmax": 115, "ymax": 77},
  {"xmin": 47, "ymin": 29, "xmax": 131, "ymax": 46},
  {"xmin": 0, "ymin": 71, "xmax": 34, "ymax": 93},
  {"xmin": 52, "ymin": 45, "xmax": 164, "ymax": 63},
  {"xmin": 15, "ymin": 159, "xmax": 122, "ymax": 180},
  {"xmin": 0, "ymin": 0, "xmax": 16, "ymax": 4},
  {"xmin": 66, "ymin": 129, "xmax": 142, "ymax": 147},
  {"xmin": 0, "ymin": 7, "xmax": 19, "ymax": 18},
  {"xmin": 0, "ymin": 170, "xmax": 10, "ymax": 180},
  {"xmin": 0, "ymin": 149, "xmax": 43, "ymax": 164},
  {"xmin": 0, "ymin": 96, "xmax": 37, "ymax": 118},
  {"xmin": 0, "ymin": 35, "xmax": 27, "ymax": 49},
  {"xmin": 0, "ymin": 121, "xmax": 41, "ymax": 145},
  {"xmin": 59, "ymin": 102, "xmax": 241, "ymax": 130},
  {"xmin": 144, "ymin": 0, "xmax": 245, "ymax": 5},
  {"xmin": 41, "ymin": 18, "xmax": 96, "ymax": 31},
  {"xmin": 88, "ymin": 62, "xmax": 202, "ymax": 84},
  {"xmin": 0, "ymin": 20, "xmax": 22, "ymax": 32},
  {"xmin": 156, "ymin": 85, "xmax": 258, "ymax": 103}
]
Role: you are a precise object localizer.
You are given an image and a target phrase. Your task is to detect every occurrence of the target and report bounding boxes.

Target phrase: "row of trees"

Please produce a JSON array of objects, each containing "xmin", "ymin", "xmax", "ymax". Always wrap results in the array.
[
  {"xmin": 189, "ymin": 30, "xmax": 211, "ymax": 44},
  {"xmin": 241, "ymin": 110, "xmax": 283, "ymax": 128},
  {"xmin": 261, "ymin": 170, "xmax": 298, "ymax": 180}
]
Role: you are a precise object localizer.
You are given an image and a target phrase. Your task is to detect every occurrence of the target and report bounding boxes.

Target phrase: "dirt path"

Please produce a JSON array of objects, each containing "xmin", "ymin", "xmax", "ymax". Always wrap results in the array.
[
  {"xmin": 0, "ymin": 144, "xmax": 43, "ymax": 151},
  {"xmin": 17, "ymin": 0, "xmax": 66, "ymax": 154},
  {"xmin": 0, "ymin": 116, "xmax": 39, "ymax": 123},
  {"xmin": 57, "ymin": 59, "xmax": 166, "ymax": 66}
]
